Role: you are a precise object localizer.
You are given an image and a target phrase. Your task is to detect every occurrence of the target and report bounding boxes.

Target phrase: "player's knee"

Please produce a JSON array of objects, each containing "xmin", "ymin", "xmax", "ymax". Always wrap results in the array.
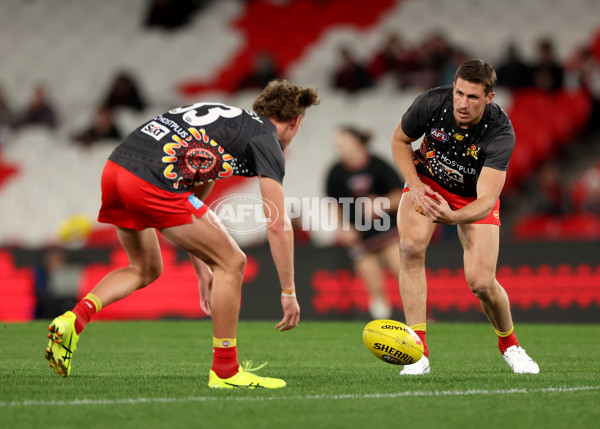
[
  {"xmin": 398, "ymin": 235, "xmax": 427, "ymax": 261},
  {"xmin": 467, "ymin": 280, "xmax": 494, "ymax": 301},
  {"xmin": 140, "ymin": 261, "xmax": 163, "ymax": 287},
  {"xmin": 228, "ymin": 249, "xmax": 247, "ymax": 277}
]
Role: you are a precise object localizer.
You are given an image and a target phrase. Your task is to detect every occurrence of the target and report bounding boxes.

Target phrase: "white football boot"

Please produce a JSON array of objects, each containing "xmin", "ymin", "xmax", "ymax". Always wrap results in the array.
[
  {"xmin": 502, "ymin": 346, "xmax": 540, "ymax": 374},
  {"xmin": 399, "ymin": 355, "xmax": 430, "ymax": 375}
]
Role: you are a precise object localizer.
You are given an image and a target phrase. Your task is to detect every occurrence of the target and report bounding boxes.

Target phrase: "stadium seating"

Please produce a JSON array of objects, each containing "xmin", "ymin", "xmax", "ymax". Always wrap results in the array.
[{"xmin": 0, "ymin": 0, "xmax": 599, "ymax": 248}]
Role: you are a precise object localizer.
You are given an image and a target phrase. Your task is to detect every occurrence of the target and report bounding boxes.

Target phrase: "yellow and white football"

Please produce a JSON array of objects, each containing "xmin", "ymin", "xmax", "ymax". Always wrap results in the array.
[{"xmin": 363, "ymin": 319, "xmax": 424, "ymax": 365}]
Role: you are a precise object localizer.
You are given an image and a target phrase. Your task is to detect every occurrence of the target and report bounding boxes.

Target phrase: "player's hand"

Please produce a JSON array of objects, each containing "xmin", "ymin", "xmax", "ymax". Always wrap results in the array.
[
  {"xmin": 276, "ymin": 294, "xmax": 300, "ymax": 331},
  {"xmin": 198, "ymin": 265, "xmax": 214, "ymax": 316},
  {"xmin": 419, "ymin": 192, "xmax": 456, "ymax": 224},
  {"xmin": 410, "ymin": 181, "xmax": 435, "ymax": 216}
]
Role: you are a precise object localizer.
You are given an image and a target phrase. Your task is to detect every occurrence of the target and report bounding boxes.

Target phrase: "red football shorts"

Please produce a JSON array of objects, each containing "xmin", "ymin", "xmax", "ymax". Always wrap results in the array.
[
  {"xmin": 403, "ymin": 175, "xmax": 501, "ymax": 226},
  {"xmin": 98, "ymin": 160, "xmax": 209, "ymax": 230}
]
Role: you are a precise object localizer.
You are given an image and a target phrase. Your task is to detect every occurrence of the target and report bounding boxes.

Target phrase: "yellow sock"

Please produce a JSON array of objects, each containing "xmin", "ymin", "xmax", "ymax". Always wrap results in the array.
[
  {"xmin": 410, "ymin": 323, "xmax": 427, "ymax": 332},
  {"xmin": 84, "ymin": 293, "xmax": 102, "ymax": 312},
  {"xmin": 213, "ymin": 337, "xmax": 237, "ymax": 348},
  {"xmin": 494, "ymin": 326, "xmax": 514, "ymax": 337}
]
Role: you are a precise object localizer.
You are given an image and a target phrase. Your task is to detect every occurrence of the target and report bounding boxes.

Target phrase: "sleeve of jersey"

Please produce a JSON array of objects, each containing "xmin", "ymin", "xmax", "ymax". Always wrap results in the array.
[
  {"xmin": 401, "ymin": 90, "xmax": 431, "ymax": 140},
  {"xmin": 248, "ymin": 135, "xmax": 285, "ymax": 184},
  {"xmin": 483, "ymin": 129, "xmax": 516, "ymax": 171}
]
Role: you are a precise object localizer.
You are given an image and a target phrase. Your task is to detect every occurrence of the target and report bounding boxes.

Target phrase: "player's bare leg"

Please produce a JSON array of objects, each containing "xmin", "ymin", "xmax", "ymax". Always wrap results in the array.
[
  {"xmin": 380, "ymin": 241, "xmax": 400, "ymax": 279},
  {"xmin": 397, "ymin": 193, "xmax": 437, "ymax": 326},
  {"xmin": 161, "ymin": 211, "xmax": 286, "ymax": 387},
  {"xmin": 45, "ymin": 227, "xmax": 163, "ymax": 377},
  {"xmin": 89, "ymin": 227, "xmax": 164, "ymax": 306},
  {"xmin": 458, "ymin": 223, "xmax": 513, "ymax": 331},
  {"xmin": 160, "ymin": 212, "xmax": 246, "ymax": 340},
  {"xmin": 397, "ymin": 193, "xmax": 437, "ymax": 375},
  {"xmin": 354, "ymin": 253, "xmax": 391, "ymax": 319},
  {"xmin": 459, "ymin": 223, "xmax": 539, "ymax": 374}
]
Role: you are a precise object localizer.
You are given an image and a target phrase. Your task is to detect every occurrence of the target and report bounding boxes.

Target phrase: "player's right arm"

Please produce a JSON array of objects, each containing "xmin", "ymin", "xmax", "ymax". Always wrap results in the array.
[{"xmin": 391, "ymin": 121, "xmax": 434, "ymax": 210}]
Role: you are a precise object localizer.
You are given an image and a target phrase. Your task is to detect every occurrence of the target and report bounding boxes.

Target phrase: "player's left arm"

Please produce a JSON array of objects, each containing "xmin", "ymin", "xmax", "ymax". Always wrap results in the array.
[
  {"xmin": 420, "ymin": 166, "xmax": 505, "ymax": 224},
  {"xmin": 189, "ymin": 253, "xmax": 214, "ymax": 315},
  {"xmin": 258, "ymin": 175, "xmax": 300, "ymax": 331}
]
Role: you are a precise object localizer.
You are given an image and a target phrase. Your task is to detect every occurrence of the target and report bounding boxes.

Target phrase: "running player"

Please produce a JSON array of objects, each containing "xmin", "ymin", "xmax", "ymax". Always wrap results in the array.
[
  {"xmin": 391, "ymin": 59, "xmax": 539, "ymax": 375},
  {"xmin": 45, "ymin": 79, "xmax": 320, "ymax": 388}
]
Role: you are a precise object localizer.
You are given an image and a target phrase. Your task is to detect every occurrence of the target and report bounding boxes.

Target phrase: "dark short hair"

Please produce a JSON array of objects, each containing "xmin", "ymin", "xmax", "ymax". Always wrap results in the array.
[
  {"xmin": 338, "ymin": 125, "xmax": 372, "ymax": 147},
  {"xmin": 454, "ymin": 59, "xmax": 497, "ymax": 95}
]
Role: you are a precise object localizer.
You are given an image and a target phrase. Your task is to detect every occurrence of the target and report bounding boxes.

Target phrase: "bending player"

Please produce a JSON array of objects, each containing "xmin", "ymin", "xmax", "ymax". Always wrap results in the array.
[
  {"xmin": 391, "ymin": 59, "xmax": 539, "ymax": 375},
  {"xmin": 45, "ymin": 79, "xmax": 320, "ymax": 388}
]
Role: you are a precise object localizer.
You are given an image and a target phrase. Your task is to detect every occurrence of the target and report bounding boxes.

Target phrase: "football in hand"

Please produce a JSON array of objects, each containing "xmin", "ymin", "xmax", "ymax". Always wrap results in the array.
[
  {"xmin": 414, "ymin": 194, "xmax": 440, "ymax": 215},
  {"xmin": 363, "ymin": 319, "xmax": 424, "ymax": 365}
]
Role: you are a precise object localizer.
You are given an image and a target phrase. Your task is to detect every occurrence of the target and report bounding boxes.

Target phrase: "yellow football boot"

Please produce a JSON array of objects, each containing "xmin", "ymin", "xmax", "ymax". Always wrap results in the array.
[
  {"xmin": 208, "ymin": 366, "xmax": 286, "ymax": 389},
  {"xmin": 45, "ymin": 311, "xmax": 80, "ymax": 377}
]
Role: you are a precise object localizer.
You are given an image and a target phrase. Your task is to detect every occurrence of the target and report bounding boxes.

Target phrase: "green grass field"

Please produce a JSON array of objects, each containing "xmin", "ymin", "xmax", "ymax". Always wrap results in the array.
[{"xmin": 1, "ymin": 320, "xmax": 599, "ymax": 429}]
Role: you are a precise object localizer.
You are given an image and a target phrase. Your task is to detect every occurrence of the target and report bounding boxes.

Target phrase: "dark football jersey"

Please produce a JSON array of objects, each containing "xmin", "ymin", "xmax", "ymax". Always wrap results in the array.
[
  {"xmin": 108, "ymin": 102, "xmax": 285, "ymax": 193},
  {"xmin": 326, "ymin": 155, "xmax": 403, "ymax": 239},
  {"xmin": 401, "ymin": 86, "xmax": 515, "ymax": 198}
]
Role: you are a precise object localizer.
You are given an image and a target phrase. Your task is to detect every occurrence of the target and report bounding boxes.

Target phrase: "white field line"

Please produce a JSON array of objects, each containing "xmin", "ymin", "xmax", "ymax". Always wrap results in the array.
[{"xmin": 1, "ymin": 386, "xmax": 599, "ymax": 408}]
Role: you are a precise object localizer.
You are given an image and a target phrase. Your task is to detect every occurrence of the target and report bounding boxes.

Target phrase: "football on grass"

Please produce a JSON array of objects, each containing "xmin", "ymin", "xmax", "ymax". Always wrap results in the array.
[{"xmin": 363, "ymin": 319, "xmax": 424, "ymax": 365}]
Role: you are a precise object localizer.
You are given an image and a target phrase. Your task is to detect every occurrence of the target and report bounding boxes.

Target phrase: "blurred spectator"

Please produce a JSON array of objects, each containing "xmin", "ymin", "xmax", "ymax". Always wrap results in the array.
[
  {"xmin": 12, "ymin": 84, "xmax": 59, "ymax": 130},
  {"xmin": 526, "ymin": 161, "xmax": 572, "ymax": 215},
  {"xmin": 103, "ymin": 71, "xmax": 147, "ymax": 112},
  {"xmin": 571, "ymin": 163, "xmax": 600, "ymax": 215},
  {"xmin": 531, "ymin": 38, "xmax": 564, "ymax": 92},
  {"xmin": 496, "ymin": 43, "xmax": 532, "ymax": 89},
  {"xmin": 566, "ymin": 47, "xmax": 600, "ymax": 135},
  {"xmin": 144, "ymin": 0, "xmax": 202, "ymax": 31},
  {"xmin": 405, "ymin": 32, "xmax": 453, "ymax": 90},
  {"xmin": 237, "ymin": 52, "xmax": 280, "ymax": 91},
  {"xmin": 325, "ymin": 126, "xmax": 404, "ymax": 319},
  {"xmin": 368, "ymin": 33, "xmax": 418, "ymax": 85},
  {"xmin": 332, "ymin": 47, "xmax": 373, "ymax": 93},
  {"xmin": 73, "ymin": 107, "xmax": 122, "ymax": 147},
  {"xmin": 34, "ymin": 247, "xmax": 81, "ymax": 319},
  {"xmin": 438, "ymin": 48, "xmax": 469, "ymax": 86}
]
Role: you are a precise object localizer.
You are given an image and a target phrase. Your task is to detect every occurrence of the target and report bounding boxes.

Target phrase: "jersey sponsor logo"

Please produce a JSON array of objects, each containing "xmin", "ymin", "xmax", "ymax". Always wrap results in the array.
[
  {"xmin": 154, "ymin": 115, "xmax": 189, "ymax": 139},
  {"xmin": 437, "ymin": 160, "xmax": 464, "ymax": 183},
  {"xmin": 437, "ymin": 153, "xmax": 477, "ymax": 176},
  {"xmin": 453, "ymin": 132, "xmax": 465, "ymax": 141},
  {"xmin": 430, "ymin": 128, "xmax": 449, "ymax": 142},
  {"xmin": 141, "ymin": 121, "xmax": 170, "ymax": 141}
]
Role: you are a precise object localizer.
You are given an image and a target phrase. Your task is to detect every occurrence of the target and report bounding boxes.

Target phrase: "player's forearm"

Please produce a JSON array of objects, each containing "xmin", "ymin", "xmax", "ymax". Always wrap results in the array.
[
  {"xmin": 452, "ymin": 196, "xmax": 496, "ymax": 224},
  {"xmin": 266, "ymin": 219, "xmax": 295, "ymax": 291}
]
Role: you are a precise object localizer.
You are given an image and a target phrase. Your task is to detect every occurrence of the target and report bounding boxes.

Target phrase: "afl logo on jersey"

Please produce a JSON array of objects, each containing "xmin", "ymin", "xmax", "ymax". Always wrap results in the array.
[{"xmin": 430, "ymin": 128, "xmax": 449, "ymax": 142}]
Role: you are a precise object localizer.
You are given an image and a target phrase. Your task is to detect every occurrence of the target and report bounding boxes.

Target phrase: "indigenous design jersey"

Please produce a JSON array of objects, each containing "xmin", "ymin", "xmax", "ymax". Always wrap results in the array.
[
  {"xmin": 108, "ymin": 103, "xmax": 285, "ymax": 193},
  {"xmin": 401, "ymin": 86, "xmax": 515, "ymax": 198}
]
